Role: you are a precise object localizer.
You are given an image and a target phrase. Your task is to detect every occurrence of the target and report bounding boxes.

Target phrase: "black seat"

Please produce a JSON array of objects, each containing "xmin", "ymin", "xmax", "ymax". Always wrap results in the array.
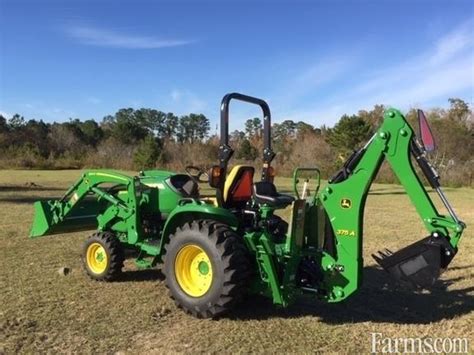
[
  {"xmin": 252, "ymin": 181, "xmax": 294, "ymax": 208},
  {"xmin": 167, "ymin": 174, "xmax": 199, "ymax": 198}
]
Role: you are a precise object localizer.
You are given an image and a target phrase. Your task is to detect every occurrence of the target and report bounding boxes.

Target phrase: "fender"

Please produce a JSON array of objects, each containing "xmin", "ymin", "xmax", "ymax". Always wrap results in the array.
[{"xmin": 158, "ymin": 200, "xmax": 239, "ymax": 255}]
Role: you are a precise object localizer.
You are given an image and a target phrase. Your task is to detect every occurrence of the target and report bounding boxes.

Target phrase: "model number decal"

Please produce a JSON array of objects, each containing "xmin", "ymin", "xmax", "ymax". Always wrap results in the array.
[{"xmin": 336, "ymin": 229, "xmax": 356, "ymax": 237}]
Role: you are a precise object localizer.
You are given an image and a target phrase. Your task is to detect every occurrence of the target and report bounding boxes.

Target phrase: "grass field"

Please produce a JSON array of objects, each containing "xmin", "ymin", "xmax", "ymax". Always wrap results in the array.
[{"xmin": 0, "ymin": 169, "xmax": 473, "ymax": 353}]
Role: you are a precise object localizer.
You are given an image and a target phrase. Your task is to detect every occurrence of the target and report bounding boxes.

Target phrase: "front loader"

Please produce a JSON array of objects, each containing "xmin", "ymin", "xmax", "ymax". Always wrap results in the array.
[{"xmin": 30, "ymin": 93, "xmax": 466, "ymax": 318}]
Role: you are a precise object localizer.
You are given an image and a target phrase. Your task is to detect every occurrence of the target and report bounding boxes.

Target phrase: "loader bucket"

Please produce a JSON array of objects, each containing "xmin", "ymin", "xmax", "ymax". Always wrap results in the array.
[
  {"xmin": 372, "ymin": 235, "xmax": 456, "ymax": 289},
  {"xmin": 30, "ymin": 199, "xmax": 100, "ymax": 238},
  {"xmin": 30, "ymin": 201, "xmax": 54, "ymax": 238}
]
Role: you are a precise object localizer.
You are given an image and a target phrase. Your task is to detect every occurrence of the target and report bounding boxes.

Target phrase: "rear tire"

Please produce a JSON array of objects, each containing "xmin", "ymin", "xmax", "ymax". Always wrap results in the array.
[
  {"xmin": 82, "ymin": 231, "xmax": 124, "ymax": 281},
  {"xmin": 163, "ymin": 220, "xmax": 250, "ymax": 318}
]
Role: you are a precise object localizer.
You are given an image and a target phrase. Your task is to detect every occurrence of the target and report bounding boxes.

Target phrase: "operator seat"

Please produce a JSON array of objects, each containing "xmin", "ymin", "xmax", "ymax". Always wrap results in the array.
[
  {"xmin": 223, "ymin": 165, "xmax": 255, "ymax": 209},
  {"xmin": 167, "ymin": 174, "xmax": 199, "ymax": 198},
  {"xmin": 252, "ymin": 181, "xmax": 294, "ymax": 208}
]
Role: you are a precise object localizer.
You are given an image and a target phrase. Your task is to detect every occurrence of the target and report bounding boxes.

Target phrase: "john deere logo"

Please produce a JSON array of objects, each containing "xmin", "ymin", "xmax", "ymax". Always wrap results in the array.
[{"xmin": 341, "ymin": 198, "xmax": 352, "ymax": 209}]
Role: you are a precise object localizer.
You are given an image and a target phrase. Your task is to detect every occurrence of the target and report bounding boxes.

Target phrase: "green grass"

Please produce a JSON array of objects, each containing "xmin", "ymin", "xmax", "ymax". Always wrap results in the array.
[{"xmin": 0, "ymin": 169, "xmax": 473, "ymax": 353}]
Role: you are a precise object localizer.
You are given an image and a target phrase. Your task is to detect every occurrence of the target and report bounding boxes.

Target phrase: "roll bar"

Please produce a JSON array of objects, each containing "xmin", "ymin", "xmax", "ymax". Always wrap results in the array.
[{"xmin": 218, "ymin": 93, "xmax": 275, "ymax": 181}]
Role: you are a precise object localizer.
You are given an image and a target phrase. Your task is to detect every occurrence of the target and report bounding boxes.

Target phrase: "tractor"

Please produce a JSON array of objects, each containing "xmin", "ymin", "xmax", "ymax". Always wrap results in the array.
[{"xmin": 30, "ymin": 93, "xmax": 466, "ymax": 318}]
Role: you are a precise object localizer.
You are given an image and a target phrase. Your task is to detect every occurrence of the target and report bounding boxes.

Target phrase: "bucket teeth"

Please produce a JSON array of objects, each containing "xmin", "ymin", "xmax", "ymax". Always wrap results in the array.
[
  {"xmin": 371, "ymin": 249, "xmax": 393, "ymax": 263},
  {"xmin": 372, "ymin": 253, "xmax": 382, "ymax": 263},
  {"xmin": 379, "ymin": 249, "xmax": 393, "ymax": 258}
]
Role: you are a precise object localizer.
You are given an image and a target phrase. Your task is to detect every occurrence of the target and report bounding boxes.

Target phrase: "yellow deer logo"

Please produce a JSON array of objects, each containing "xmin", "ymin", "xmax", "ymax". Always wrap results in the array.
[{"xmin": 341, "ymin": 198, "xmax": 352, "ymax": 209}]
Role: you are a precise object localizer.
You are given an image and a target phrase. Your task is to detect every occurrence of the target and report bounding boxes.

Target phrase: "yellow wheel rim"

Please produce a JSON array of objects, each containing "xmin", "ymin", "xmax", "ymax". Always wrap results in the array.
[
  {"xmin": 86, "ymin": 242, "xmax": 108, "ymax": 274},
  {"xmin": 175, "ymin": 244, "xmax": 213, "ymax": 297}
]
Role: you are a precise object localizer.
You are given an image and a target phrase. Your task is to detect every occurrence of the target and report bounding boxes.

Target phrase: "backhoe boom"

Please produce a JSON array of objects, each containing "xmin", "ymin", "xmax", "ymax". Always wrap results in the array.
[{"xmin": 319, "ymin": 108, "xmax": 465, "ymax": 300}]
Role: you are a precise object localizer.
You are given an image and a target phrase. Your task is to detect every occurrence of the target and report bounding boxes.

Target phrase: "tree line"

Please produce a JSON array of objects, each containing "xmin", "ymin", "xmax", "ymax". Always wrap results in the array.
[{"xmin": 0, "ymin": 98, "xmax": 472, "ymax": 187}]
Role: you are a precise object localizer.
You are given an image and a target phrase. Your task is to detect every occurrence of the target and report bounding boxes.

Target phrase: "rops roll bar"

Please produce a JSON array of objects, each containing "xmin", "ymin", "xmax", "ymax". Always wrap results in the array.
[{"xmin": 219, "ymin": 93, "xmax": 275, "ymax": 181}]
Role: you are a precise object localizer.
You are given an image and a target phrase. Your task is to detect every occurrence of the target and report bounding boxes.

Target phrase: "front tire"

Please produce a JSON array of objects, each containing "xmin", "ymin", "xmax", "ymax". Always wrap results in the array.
[
  {"xmin": 82, "ymin": 231, "xmax": 124, "ymax": 281},
  {"xmin": 163, "ymin": 220, "xmax": 250, "ymax": 318}
]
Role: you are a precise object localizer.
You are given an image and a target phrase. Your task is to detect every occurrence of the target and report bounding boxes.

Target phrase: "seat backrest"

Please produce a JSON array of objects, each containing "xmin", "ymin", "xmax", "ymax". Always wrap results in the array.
[
  {"xmin": 224, "ymin": 165, "xmax": 255, "ymax": 208},
  {"xmin": 167, "ymin": 174, "xmax": 199, "ymax": 198}
]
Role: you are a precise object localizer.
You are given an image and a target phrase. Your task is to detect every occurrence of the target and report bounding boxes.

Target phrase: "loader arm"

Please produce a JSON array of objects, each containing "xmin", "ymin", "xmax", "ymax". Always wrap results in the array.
[
  {"xmin": 30, "ymin": 170, "xmax": 142, "ymax": 244},
  {"xmin": 318, "ymin": 108, "xmax": 465, "ymax": 302}
]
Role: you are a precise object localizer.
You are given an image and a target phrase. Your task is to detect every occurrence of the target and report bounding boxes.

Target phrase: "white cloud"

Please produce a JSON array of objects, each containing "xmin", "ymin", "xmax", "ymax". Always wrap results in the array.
[
  {"xmin": 278, "ymin": 20, "xmax": 474, "ymax": 126},
  {"xmin": 66, "ymin": 25, "xmax": 194, "ymax": 49},
  {"xmin": 296, "ymin": 57, "xmax": 355, "ymax": 88},
  {"xmin": 270, "ymin": 55, "xmax": 357, "ymax": 110},
  {"xmin": 430, "ymin": 21, "xmax": 474, "ymax": 65},
  {"xmin": 170, "ymin": 89, "xmax": 182, "ymax": 102},
  {"xmin": 167, "ymin": 90, "xmax": 206, "ymax": 113}
]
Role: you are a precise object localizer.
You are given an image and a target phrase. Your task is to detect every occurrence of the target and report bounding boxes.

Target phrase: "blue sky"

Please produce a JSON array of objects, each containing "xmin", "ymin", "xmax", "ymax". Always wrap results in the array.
[{"xmin": 1, "ymin": 0, "xmax": 473, "ymax": 131}]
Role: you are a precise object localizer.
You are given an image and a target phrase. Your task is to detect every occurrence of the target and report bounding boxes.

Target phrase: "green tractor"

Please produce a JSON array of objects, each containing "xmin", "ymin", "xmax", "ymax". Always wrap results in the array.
[{"xmin": 30, "ymin": 93, "xmax": 466, "ymax": 318}]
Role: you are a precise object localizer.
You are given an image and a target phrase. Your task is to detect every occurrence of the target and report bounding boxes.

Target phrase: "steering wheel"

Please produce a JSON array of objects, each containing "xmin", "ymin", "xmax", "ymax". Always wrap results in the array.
[{"xmin": 185, "ymin": 165, "xmax": 209, "ymax": 183}]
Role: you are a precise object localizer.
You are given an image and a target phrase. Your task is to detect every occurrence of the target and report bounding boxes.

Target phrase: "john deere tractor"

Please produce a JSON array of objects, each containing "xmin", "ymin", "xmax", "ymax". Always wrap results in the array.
[{"xmin": 30, "ymin": 93, "xmax": 466, "ymax": 318}]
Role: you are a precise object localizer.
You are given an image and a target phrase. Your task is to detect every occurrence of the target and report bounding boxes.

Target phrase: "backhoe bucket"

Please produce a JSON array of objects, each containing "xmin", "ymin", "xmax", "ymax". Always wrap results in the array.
[{"xmin": 372, "ymin": 235, "xmax": 456, "ymax": 289}]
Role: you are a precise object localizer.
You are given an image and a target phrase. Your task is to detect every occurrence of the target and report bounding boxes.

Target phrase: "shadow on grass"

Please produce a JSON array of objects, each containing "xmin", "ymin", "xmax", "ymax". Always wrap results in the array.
[
  {"xmin": 0, "ymin": 196, "xmax": 59, "ymax": 204},
  {"xmin": 231, "ymin": 265, "xmax": 474, "ymax": 324},
  {"xmin": 0, "ymin": 185, "xmax": 64, "ymax": 192},
  {"xmin": 117, "ymin": 269, "xmax": 165, "ymax": 283}
]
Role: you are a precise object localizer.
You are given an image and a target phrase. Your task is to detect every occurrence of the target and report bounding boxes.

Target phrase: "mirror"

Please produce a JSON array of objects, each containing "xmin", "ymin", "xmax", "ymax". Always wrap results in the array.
[{"xmin": 418, "ymin": 109, "xmax": 436, "ymax": 152}]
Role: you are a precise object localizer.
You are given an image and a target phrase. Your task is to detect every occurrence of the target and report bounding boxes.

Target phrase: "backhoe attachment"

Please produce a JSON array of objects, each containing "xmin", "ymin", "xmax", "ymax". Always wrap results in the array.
[
  {"xmin": 371, "ymin": 109, "xmax": 464, "ymax": 288},
  {"xmin": 320, "ymin": 108, "xmax": 465, "ymax": 299}
]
